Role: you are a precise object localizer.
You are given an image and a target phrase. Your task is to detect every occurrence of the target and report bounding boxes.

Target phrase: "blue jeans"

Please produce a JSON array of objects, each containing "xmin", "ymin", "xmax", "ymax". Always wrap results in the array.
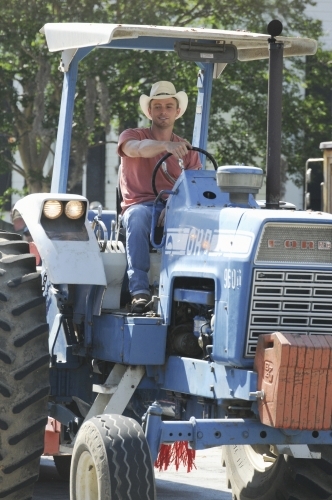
[{"xmin": 122, "ymin": 202, "xmax": 164, "ymax": 296}]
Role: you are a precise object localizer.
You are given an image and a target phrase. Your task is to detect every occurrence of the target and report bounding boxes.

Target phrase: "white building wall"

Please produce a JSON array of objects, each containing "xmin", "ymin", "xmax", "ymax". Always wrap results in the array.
[
  {"xmin": 104, "ymin": 129, "xmax": 120, "ymax": 211},
  {"xmin": 306, "ymin": 0, "xmax": 332, "ymax": 49}
]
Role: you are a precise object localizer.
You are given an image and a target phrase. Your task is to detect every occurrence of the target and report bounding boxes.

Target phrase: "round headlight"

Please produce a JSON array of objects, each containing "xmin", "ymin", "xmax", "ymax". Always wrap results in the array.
[
  {"xmin": 43, "ymin": 200, "xmax": 63, "ymax": 219},
  {"xmin": 65, "ymin": 200, "xmax": 85, "ymax": 220}
]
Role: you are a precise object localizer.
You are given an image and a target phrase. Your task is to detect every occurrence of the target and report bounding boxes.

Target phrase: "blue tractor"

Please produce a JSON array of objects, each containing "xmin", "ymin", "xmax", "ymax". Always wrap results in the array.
[{"xmin": 2, "ymin": 19, "xmax": 331, "ymax": 500}]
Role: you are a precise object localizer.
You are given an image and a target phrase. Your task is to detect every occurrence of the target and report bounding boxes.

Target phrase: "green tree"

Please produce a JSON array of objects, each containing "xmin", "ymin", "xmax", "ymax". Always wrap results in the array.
[
  {"xmin": 0, "ymin": 0, "xmax": 108, "ymax": 192},
  {"xmin": 0, "ymin": 0, "xmax": 328, "ymax": 195}
]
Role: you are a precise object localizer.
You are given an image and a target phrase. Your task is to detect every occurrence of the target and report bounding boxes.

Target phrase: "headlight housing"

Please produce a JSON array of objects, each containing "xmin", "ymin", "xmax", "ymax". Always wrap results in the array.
[{"xmin": 43, "ymin": 199, "xmax": 86, "ymax": 220}]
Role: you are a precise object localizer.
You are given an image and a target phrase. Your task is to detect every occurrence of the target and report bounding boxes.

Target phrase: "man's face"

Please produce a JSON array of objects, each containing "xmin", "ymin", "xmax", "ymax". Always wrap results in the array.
[{"xmin": 148, "ymin": 98, "xmax": 180, "ymax": 128}]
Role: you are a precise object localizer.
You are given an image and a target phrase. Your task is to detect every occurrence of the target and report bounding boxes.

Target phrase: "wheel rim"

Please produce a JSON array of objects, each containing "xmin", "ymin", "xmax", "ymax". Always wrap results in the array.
[
  {"xmin": 244, "ymin": 445, "xmax": 276, "ymax": 472},
  {"xmin": 76, "ymin": 451, "xmax": 99, "ymax": 499}
]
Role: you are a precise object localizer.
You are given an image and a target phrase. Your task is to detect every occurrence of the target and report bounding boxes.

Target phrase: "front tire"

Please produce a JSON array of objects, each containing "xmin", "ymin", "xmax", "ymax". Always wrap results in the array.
[
  {"xmin": 0, "ymin": 233, "xmax": 49, "ymax": 499},
  {"xmin": 223, "ymin": 444, "xmax": 332, "ymax": 500},
  {"xmin": 70, "ymin": 414, "xmax": 156, "ymax": 500}
]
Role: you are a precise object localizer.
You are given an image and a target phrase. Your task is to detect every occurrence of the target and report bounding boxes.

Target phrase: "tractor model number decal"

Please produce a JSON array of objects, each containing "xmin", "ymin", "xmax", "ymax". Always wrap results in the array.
[
  {"xmin": 264, "ymin": 361, "xmax": 274, "ymax": 383},
  {"xmin": 268, "ymin": 239, "xmax": 328, "ymax": 250},
  {"xmin": 186, "ymin": 228, "xmax": 213, "ymax": 255},
  {"xmin": 165, "ymin": 228, "xmax": 253, "ymax": 257},
  {"xmin": 224, "ymin": 268, "xmax": 242, "ymax": 289}
]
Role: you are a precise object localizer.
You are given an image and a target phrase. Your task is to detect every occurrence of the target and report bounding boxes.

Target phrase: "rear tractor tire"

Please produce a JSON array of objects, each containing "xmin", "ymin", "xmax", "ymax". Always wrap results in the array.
[
  {"xmin": 223, "ymin": 444, "xmax": 332, "ymax": 500},
  {"xmin": 70, "ymin": 414, "xmax": 156, "ymax": 500},
  {"xmin": 0, "ymin": 232, "xmax": 49, "ymax": 500}
]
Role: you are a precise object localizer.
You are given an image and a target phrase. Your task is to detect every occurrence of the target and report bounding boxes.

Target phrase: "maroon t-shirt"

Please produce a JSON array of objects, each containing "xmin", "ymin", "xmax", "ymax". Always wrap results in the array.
[{"xmin": 117, "ymin": 128, "xmax": 201, "ymax": 212}]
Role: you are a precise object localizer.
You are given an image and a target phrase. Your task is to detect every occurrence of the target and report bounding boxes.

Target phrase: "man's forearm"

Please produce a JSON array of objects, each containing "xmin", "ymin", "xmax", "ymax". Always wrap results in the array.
[
  {"xmin": 122, "ymin": 139, "xmax": 191, "ymax": 160},
  {"xmin": 123, "ymin": 139, "xmax": 168, "ymax": 158}
]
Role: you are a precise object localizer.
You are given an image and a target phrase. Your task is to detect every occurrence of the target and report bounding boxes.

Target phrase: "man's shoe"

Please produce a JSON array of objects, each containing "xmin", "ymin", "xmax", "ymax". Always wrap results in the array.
[{"xmin": 131, "ymin": 293, "xmax": 150, "ymax": 313}]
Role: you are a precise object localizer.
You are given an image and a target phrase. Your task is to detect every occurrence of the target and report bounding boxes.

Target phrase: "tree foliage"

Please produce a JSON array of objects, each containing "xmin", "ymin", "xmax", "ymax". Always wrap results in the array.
[{"xmin": 0, "ymin": 0, "xmax": 330, "ymax": 195}]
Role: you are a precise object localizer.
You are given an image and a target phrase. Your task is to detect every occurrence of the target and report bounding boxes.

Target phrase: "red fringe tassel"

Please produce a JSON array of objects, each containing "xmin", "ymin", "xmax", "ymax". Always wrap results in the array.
[{"xmin": 154, "ymin": 441, "xmax": 196, "ymax": 473}]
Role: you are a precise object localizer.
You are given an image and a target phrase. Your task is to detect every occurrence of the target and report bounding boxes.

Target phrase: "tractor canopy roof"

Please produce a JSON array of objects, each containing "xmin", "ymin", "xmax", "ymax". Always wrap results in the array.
[{"xmin": 40, "ymin": 23, "xmax": 317, "ymax": 72}]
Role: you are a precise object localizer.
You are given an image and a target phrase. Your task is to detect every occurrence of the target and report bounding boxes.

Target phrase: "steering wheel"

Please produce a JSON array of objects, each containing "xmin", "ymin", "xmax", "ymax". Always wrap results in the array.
[{"xmin": 151, "ymin": 146, "xmax": 218, "ymax": 198}]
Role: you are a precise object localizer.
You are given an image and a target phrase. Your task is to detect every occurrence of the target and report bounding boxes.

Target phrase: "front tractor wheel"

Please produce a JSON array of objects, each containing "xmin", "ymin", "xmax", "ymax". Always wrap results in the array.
[
  {"xmin": 70, "ymin": 414, "xmax": 156, "ymax": 500},
  {"xmin": 0, "ymin": 232, "xmax": 49, "ymax": 500},
  {"xmin": 223, "ymin": 444, "xmax": 332, "ymax": 500}
]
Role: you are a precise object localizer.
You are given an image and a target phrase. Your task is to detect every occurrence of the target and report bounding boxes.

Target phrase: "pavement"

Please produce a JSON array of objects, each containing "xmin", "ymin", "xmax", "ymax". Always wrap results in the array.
[{"xmin": 33, "ymin": 447, "xmax": 232, "ymax": 499}]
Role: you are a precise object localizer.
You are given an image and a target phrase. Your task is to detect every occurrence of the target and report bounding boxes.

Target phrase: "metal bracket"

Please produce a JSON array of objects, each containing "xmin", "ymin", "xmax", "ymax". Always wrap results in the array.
[
  {"xmin": 84, "ymin": 364, "xmax": 145, "ymax": 421},
  {"xmin": 59, "ymin": 48, "xmax": 78, "ymax": 72},
  {"xmin": 49, "ymin": 313, "xmax": 63, "ymax": 365},
  {"xmin": 276, "ymin": 444, "xmax": 321, "ymax": 459}
]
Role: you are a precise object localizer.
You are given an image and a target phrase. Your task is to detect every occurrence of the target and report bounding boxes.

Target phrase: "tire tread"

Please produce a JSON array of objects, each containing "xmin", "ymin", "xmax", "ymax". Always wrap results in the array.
[
  {"xmin": 71, "ymin": 414, "xmax": 156, "ymax": 500},
  {"xmin": 223, "ymin": 444, "xmax": 332, "ymax": 500},
  {"xmin": 0, "ymin": 234, "xmax": 49, "ymax": 500}
]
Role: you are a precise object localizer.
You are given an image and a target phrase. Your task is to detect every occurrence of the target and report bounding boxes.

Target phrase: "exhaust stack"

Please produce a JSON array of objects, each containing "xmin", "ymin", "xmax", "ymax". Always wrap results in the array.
[{"xmin": 265, "ymin": 20, "xmax": 284, "ymax": 210}]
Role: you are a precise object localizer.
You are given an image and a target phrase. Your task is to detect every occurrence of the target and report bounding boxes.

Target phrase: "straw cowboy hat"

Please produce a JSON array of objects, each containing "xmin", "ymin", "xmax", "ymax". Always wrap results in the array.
[{"xmin": 139, "ymin": 81, "xmax": 188, "ymax": 120}]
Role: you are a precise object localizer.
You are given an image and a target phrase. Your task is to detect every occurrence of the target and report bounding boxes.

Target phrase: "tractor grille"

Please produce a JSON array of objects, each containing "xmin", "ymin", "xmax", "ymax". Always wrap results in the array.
[{"xmin": 246, "ymin": 269, "xmax": 332, "ymax": 357}]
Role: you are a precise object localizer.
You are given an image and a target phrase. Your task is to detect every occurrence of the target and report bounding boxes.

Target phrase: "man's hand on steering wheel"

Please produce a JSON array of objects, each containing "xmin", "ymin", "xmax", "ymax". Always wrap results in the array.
[
  {"xmin": 164, "ymin": 140, "xmax": 191, "ymax": 159},
  {"xmin": 151, "ymin": 146, "xmax": 218, "ymax": 199}
]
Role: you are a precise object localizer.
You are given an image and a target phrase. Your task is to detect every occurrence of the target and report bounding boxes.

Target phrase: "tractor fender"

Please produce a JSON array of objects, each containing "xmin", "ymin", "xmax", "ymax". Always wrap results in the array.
[{"xmin": 15, "ymin": 193, "xmax": 107, "ymax": 285}]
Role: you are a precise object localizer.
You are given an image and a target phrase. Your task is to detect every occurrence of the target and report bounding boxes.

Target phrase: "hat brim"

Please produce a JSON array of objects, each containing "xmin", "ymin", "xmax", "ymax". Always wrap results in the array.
[{"xmin": 139, "ymin": 91, "xmax": 188, "ymax": 120}]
